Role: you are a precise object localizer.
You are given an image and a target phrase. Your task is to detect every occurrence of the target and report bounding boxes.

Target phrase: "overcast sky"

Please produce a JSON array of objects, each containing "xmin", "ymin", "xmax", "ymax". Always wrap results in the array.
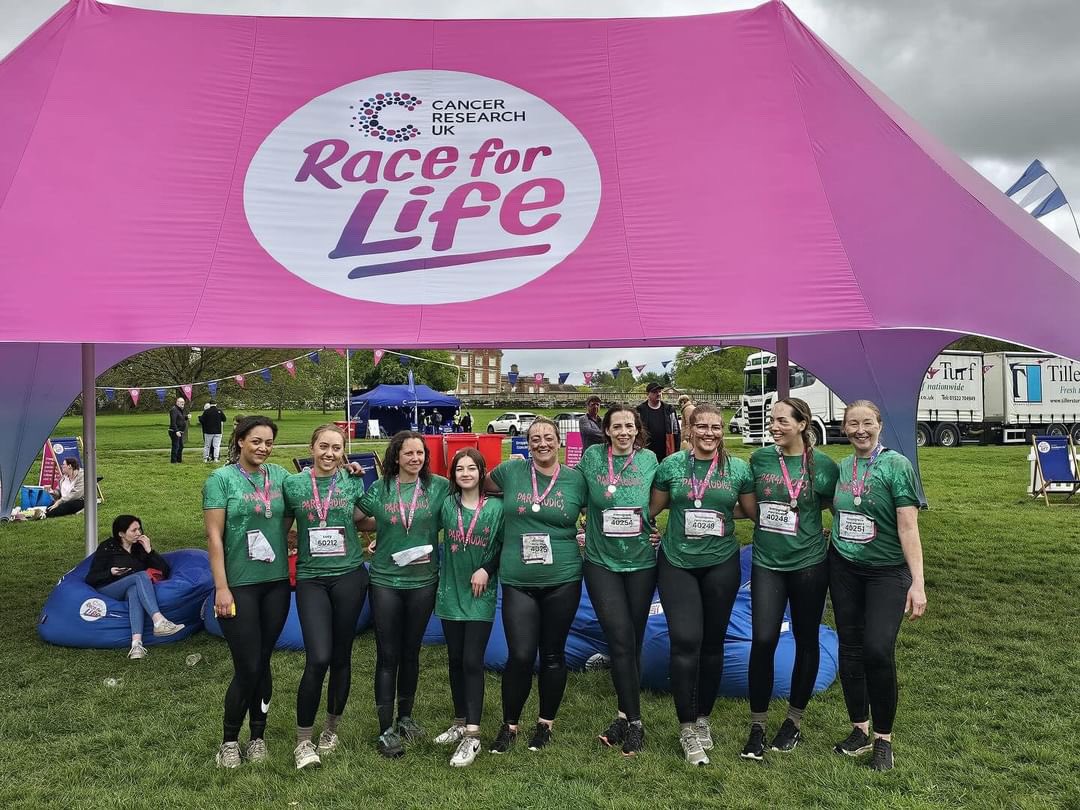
[{"xmin": 3, "ymin": 0, "xmax": 1077, "ymax": 377}]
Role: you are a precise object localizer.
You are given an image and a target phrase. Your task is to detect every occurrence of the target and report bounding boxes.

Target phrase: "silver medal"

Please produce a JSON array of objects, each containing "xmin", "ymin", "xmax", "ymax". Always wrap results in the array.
[
  {"xmin": 694, "ymin": 499, "xmax": 702, "ymax": 508},
  {"xmin": 853, "ymin": 496, "xmax": 862, "ymax": 507},
  {"xmin": 607, "ymin": 484, "xmax": 617, "ymax": 494},
  {"xmin": 789, "ymin": 499, "xmax": 798, "ymax": 509},
  {"xmin": 319, "ymin": 519, "xmax": 327, "ymax": 528},
  {"xmin": 531, "ymin": 503, "xmax": 541, "ymax": 513},
  {"xmin": 265, "ymin": 509, "xmax": 273, "ymax": 519}
]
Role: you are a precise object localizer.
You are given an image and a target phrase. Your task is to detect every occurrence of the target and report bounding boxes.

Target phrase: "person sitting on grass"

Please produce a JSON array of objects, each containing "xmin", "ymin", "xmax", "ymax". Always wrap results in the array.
[
  {"xmin": 85, "ymin": 515, "xmax": 185, "ymax": 660},
  {"xmin": 45, "ymin": 458, "xmax": 85, "ymax": 518}
]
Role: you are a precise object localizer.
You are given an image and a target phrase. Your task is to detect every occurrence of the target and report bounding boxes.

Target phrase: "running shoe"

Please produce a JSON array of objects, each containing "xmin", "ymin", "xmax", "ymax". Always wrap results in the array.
[
  {"xmin": 679, "ymin": 727, "xmax": 709, "ymax": 767},
  {"xmin": 396, "ymin": 716, "xmax": 425, "ymax": 742},
  {"xmin": 770, "ymin": 719, "xmax": 802, "ymax": 752},
  {"xmin": 215, "ymin": 741, "xmax": 242, "ymax": 769},
  {"xmin": 490, "ymin": 724, "xmax": 517, "ymax": 754},
  {"xmin": 293, "ymin": 740, "xmax": 321, "ymax": 770},
  {"xmin": 693, "ymin": 716, "xmax": 714, "ymax": 751},
  {"xmin": 434, "ymin": 723, "xmax": 467, "ymax": 745},
  {"xmin": 740, "ymin": 725, "xmax": 766, "ymax": 761},
  {"xmin": 377, "ymin": 729, "xmax": 405, "ymax": 759},
  {"xmin": 316, "ymin": 730, "xmax": 339, "ymax": 755},
  {"xmin": 622, "ymin": 721, "xmax": 645, "ymax": 757},
  {"xmin": 152, "ymin": 619, "xmax": 185, "ymax": 637},
  {"xmin": 244, "ymin": 738, "xmax": 268, "ymax": 763},
  {"xmin": 127, "ymin": 642, "xmax": 147, "ymax": 660},
  {"xmin": 450, "ymin": 736, "xmax": 482, "ymax": 768},
  {"xmin": 527, "ymin": 722, "xmax": 552, "ymax": 751},
  {"xmin": 599, "ymin": 716, "xmax": 628, "ymax": 748},
  {"xmin": 870, "ymin": 738, "xmax": 894, "ymax": 771},
  {"xmin": 833, "ymin": 727, "xmax": 873, "ymax": 757}
]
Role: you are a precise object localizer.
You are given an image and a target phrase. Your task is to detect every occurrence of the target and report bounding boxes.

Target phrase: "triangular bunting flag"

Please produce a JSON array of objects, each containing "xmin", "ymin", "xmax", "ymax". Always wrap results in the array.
[
  {"xmin": 508, "ymin": 371, "xmax": 519, "ymax": 386},
  {"xmin": 583, "ymin": 371, "xmax": 594, "ymax": 385},
  {"xmin": 558, "ymin": 372, "xmax": 570, "ymax": 385},
  {"xmin": 234, "ymin": 374, "xmax": 246, "ymax": 388},
  {"xmin": 129, "ymin": 389, "xmax": 140, "ymax": 406},
  {"xmin": 260, "ymin": 368, "xmax": 272, "ymax": 383},
  {"xmin": 155, "ymin": 388, "xmax": 166, "ymax": 403},
  {"xmin": 533, "ymin": 372, "xmax": 543, "ymax": 385},
  {"xmin": 285, "ymin": 360, "xmax": 296, "ymax": 377},
  {"xmin": 308, "ymin": 352, "xmax": 320, "ymax": 365},
  {"xmin": 661, "ymin": 360, "xmax": 671, "ymax": 368},
  {"xmin": 334, "ymin": 348, "xmax": 346, "ymax": 358},
  {"xmin": 104, "ymin": 388, "xmax": 115, "ymax": 402},
  {"xmin": 635, "ymin": 364, "xmax": 646, "ymax": 374},
  {"xmin": 610, "ymin": 367, "xmax": 621, "ymax": 377},
  {"xmin": 399, "ymin": 355, "xmax": 410, "ymax": 365},
  {"xmin": 373, "ymin": 349, "xmax": 385, "ymax": 366},
  {"xmin": 208, "ymin": 381, "xmax": 219, "ymax": 397},
  {"xmin": 181, "ymin": 384, "xmax": 193, "ymax": 400}
]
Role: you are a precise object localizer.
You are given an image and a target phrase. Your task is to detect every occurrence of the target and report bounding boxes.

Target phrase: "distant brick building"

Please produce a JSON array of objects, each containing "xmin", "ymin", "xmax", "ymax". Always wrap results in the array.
[{"xmin": 450, "ymin": 349, "xmax": 504, "ymax": 395}]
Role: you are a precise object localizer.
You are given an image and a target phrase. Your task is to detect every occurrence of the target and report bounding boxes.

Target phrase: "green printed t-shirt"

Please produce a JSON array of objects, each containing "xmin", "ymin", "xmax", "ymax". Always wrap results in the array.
[
  {"xmin": 283, "ymin": 470, "xmax": 366, "ymax": 579},
  {"xmin": 203, "ymin": 463, "xmax": 291, "ymax": 586},
  {"xmin": 654, "ymin": 450, "xmax": 753, "ymax": 569},
  {"xmin": 750, "ymin": 446, "xmax": 839, "ymax": 571},
  {"xmin": 359, "ymin": 474, "xmax": 449, "ymax": 589},
  {"xmin": 436, "ymin": 496, "xmax": 504, "ymax": 622},
  {"xmin": 832, "ymin": 450, "xmax": 920, "ymax": 567},
  {"xmin": 576, "ymin": 444, "xmax": 659, "ymax": 572},
  {"xmin": 490, "ymin": 459, "xmax": 588, "ymax": 587}
]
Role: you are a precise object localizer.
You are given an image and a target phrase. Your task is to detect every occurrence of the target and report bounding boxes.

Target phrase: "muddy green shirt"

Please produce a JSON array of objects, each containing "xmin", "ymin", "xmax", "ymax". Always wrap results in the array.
[
  {"xmin": 203, "ymin": 463, "xmax": 290, "ymax": 586},
  {"xmin": 750, "ymin": 446, "xmax": 838, "ymax": 571},
  {"xmin": 283, "ymin": 470, "xmax": 367, "ymax": 579},
  {"xmin": 436, "ymin": 496, "xmax": 504, "ymax": 621},
  {"xmin": 654, "ymin": 450, "xmax": 753, "ymax": 569},
  {"xmin": 832, "ymin": 450, "xmax": 920, "ymax": 567},
  {"xmin": 359, "ymin": 474, "xmax": 450, "ymax": 589},
  {"xmin": 490, "ymin": 459, "xmax": 588, "ymax": 587},
  {"xmin": 577, "ymin": 444, "xmax": 659, "ymax": 572}
]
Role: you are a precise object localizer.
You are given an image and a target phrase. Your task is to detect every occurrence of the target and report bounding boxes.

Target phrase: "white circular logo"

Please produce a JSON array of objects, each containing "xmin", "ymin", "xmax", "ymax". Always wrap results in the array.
[
  {"xmin": 79, "ymin": 598, "xmax": 108, "ymax": 622},
  {"xmin": 245, "ymin": 71, "xmax": 601, "ymax": 304},
  {"xmin": 52, "ymin": 443, "xmax": 65, "ymax": 455},
  {"xmin": 1037, "ymin": 441, "xmax": 1051, "ymax": 453}
]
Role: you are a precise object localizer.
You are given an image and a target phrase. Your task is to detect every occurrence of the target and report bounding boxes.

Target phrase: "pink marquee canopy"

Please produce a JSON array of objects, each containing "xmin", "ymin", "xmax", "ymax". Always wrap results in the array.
[{"xmin": 2, "ymin": 0, "xmax": 1079, "ymax": 513}]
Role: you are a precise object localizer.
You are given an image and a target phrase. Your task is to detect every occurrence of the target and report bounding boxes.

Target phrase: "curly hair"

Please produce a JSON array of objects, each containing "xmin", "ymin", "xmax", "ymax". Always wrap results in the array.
[
  {"xmin": 382, "ymin": 430, "xmax": 430, "ymax": 490},
  {"xmin": 227, "ymin": 415, "xmax": 278, "ymax": 464}
]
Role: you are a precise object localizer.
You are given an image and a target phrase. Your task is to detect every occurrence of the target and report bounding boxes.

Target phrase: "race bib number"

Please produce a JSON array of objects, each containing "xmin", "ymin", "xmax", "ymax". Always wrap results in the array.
[
  {"xmin": 602, "ymin": 508, "xmax": 642, "ymax": 536},
  {"xmin": 308, "ymin": 527, "xmax": 346, "ymax": 557},
  {"xmin": 837, "ymin": 511, "xmax": 877, "ymax": 543},
  {"xmin": 521, "ymin": 533, "xmax": 553, "ymax": 565},
  {"xmin": 246, "ymin": 530, "xmax": 277, "ymax": 563},
  {"xmin": 758, "ymin": 502, "xmax": 799, "ymax": 536},
  {"xmin": 684, "ymin": 509, "xmax": 725, "ymax": 538}
]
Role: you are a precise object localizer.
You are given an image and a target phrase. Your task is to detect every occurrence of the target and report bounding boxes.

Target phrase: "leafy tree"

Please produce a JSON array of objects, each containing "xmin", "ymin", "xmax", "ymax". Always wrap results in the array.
[
  {"xmin": 351, "ymin": 350, "xmax": 458, "ymax": 391},
  {"xmin": 673, "ymin": 346, "xmax": 753, "ymax": 393},
  {"xmin": 638, "ymin": 370, "xmax": 672, "ymax": 388}
]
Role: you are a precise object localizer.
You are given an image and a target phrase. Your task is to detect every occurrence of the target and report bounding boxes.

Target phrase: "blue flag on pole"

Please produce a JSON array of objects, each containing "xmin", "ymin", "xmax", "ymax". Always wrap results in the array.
[{"xmin": 1006, "ymin": 159, "xmax": 1068, "ymax": 218}]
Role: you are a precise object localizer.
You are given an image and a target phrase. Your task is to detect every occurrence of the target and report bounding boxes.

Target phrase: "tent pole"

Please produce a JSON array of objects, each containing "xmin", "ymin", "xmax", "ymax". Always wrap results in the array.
[
  {"xmin": 776, "ymin": 337, "xmax": 790, "ymax": 400},
  {"xmin": 345, "ymin": 350, "xmax": 352, "ymax": 454},
  {"xmin": 81, "ymin": 343, "xmax": 98, "ymax": 557}
]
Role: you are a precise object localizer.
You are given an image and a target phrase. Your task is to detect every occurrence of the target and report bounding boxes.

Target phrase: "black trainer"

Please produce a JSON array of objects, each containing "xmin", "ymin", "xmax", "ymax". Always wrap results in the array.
[
  {"xmin": 527, "ymin": 722, "xmax": 552, "ymax": 751},
  {"xmin": 833, "ymin": 727, "xmax": 873, "ymax": 757},
  {"xmin": 490, "ymin": 724, "xmax": 517, "ymax": 754},
  {"xmin": 870, "ymin": 738, "xmax": 894, "ymax": 771},
  {"xmin": 622, "ymin": 721, "xmax": 645, "ymax": 757},
  {"xmin": 740, "ymin": 724, "xmax": 766, "ymax": 761},
  {"xmin": 599, "ymin": 717, "xmax": 628, "ymax": 748},
  {"xmin": 769, "ymin": 719, "xmax": 802, "ymax": 752}
]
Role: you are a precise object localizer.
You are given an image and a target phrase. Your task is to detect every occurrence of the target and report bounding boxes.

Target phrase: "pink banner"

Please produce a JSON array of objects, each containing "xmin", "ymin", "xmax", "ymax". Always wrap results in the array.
[
  {"xmin": 38, "ymin": 441, "xmax": 59, "ymax": 489},
  {"xmin": 564, "ymin": 432, "xmax": 583, "ymax": 467}
]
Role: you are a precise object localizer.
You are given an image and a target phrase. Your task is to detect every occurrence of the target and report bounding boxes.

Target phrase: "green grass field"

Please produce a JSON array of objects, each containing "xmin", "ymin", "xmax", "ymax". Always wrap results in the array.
[{"xmin": 1, "ymin": 412, "xmax": 1077, "ymax": 809}]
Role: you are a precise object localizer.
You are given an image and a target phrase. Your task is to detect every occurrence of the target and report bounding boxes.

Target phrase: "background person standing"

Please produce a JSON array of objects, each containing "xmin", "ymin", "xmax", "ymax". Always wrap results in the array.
[
  {"xmin": 579, "ymin": 396, "xmax": 605, "ymax": 450},
  {"xmin": 636, "ymin": 384, "xmax": 677, "ymax": 462},
  {"xmin": 200, "ymin": 401, "xmax": 227, "ymax": 463},
  {"xmin": 169, "ymin": 397, "xmax": 189, "ymax": 463}
]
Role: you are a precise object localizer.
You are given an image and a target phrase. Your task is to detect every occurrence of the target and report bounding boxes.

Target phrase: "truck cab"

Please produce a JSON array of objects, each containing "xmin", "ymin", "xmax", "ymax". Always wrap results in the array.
[{"xmin": 740, "ymin": 352, "xmax": 845, "ymax": 446}]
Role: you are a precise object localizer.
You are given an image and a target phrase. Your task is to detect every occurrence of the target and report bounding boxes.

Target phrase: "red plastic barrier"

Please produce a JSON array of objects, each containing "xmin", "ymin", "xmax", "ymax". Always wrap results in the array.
[
  {"xmin": 423, "ymin": 434, "xmax": 447, "ymax": 476},
  {"xmin": 476, "ymin": 434, "xmax": 504, "ymax": 473}
]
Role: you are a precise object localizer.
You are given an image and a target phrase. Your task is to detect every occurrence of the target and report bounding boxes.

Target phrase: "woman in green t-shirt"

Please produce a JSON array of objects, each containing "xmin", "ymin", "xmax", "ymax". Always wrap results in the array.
[
  {"xmin": 742, "ymin": 398, "xmax": 839, "ymax": 762},
  {"xmin": 283, "ymin": 424, "xmax": 369, "ymax": 771},
  {"xmin": 432, "ymin": 448, "xmax": 504, "ymax": 768},
  {"xmin": 578, "ymin": 404, "xmax": 658, "ymax": 757},
  {"xmin": 203, "ymin": 415, "xmax": 292, "ymax": 770},
  {"xmin": 357, "ymin": 430, "xmax": 450, "ymax": 759},
  {"xmin": 485, "ymin": 417, "xmax": 588, "ymax": 755},
  {"xmin": 829, "ymin": 400, "xmax": 926, "ymax": 772},
  {"xmin": 649, "ymin": 402, "xmax": 755, "ymax": 766}
]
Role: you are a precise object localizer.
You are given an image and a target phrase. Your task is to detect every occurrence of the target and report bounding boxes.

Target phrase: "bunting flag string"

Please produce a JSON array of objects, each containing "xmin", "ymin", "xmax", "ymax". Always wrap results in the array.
[
  {"xmin": 260, "ymin": 368, "xmax": 272, "ymax": 383},
  {"xmin": 583, "ymin": 371, "xmax": 594, "ymax": 385},
  {"xmin": 558, "ymin": 372, "xmax": 570, "ymax": 385},
  {"xmin": 181, "ymin": 384, "xmax": 193, "ymax": 400},
  {"xmin": 234, "ymin": 374, "xmax": 246, "ymax": 388},
  {"xmin": 104, "ymin": 388, "xmax": 115, "ymax": 402},
  {"xmin": 373, "ymin": 349, "xmax": 385, "ymax": 366},
  {"xmin": 635, "ymin": 364, "xmax": 646, "ymax": 373},
  {"xmin": 154, "ymin": 388, "xmax": 166, "ymax": 404},
  {"xmin": 128, "ymin": 389, "xmax": 140, "ymax": 406},
  {"xmin": 533, "ymin": 372, "xmax": 543, "ymax": 385},
  {"xmin": 507, "ymin": 371, "xmax": 519, "ymax": 386},
  {"xmin": 208, "ymin": 381, "xmax": 219, "ymax": 397},
  {"xmin": 284, "ymin": 360, "xmax": 297, "ymax": 377}
]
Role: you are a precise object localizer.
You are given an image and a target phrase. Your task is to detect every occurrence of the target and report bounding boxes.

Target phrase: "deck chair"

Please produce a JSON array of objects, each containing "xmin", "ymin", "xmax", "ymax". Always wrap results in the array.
[
  {"xmin": 292, "ymin": 451, "xmax": 382, "ymax": 490},
  {"xmin": 1030, "ymin": 435, "xmax": 1080, "ymax": 505}
]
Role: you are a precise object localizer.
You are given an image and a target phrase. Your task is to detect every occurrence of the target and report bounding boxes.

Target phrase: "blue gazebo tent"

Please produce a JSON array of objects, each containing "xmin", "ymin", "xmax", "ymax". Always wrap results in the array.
[{"xmin": 347, "ymin": 384, "xmax": 461, "ymax": 438}]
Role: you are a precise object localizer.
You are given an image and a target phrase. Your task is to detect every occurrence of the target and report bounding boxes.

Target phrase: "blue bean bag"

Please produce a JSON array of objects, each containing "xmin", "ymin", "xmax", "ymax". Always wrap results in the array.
[
  {"xmin": 38, "ymin": 549, "xmax": 212, "ymax": 648},
  {"xmin": 201, "ymin": 582, "xmax": 372, "ymax": 651},
  {"xmin": 422, "ymin": 610, "xmax": 445, "ymax": 645}
]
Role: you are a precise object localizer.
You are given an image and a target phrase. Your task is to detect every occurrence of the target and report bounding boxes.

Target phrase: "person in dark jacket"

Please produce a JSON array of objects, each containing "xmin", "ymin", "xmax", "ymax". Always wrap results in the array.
[
  {"xmin": 86, "ymin": 515, "xmax": 185, "ymax": 659},
  {"xmin": 169, "ymin": 397, "xmax": 190, "ymax": 463},
  {"xmin": 199, "ymin": 400, "xmax": 227, "ymax": 462},
  {"xmin": 636, "ymin": 384, "xmax": 678, "ymax": 461}
]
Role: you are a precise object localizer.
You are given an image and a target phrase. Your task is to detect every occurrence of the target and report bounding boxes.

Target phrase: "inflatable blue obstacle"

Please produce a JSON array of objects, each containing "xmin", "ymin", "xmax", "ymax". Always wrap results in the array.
[
  {"xmin": 481, "ymin": 546, "xmax": 839, "ymax": 699},
  {"xmin": 38, "ymin": 549, "xmax": 213, "ymax": 648},
  {"xmin": 201, "ymin": 586, "xmax": 372, "ymax": 650}
]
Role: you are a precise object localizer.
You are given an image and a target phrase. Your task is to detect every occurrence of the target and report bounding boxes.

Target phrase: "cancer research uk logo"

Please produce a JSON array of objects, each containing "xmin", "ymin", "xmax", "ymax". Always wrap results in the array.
[{"xmin": 244, "ymin": 71, "xmax": 601, "ymax": 305}]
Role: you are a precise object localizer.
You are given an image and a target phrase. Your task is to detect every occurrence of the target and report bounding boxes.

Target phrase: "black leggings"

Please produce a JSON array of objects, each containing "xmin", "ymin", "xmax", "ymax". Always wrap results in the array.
[
  {"xmin": 656, "ymin": 551, "xmax": 741, "ymax": 723},
  {"xmin": 829, "ymin": 548, "xmax": 911, "ymax": 735},
  {"xmin": 748, "ymin": 560, "xmax": 830, "ymax": 713},
  {"xmin": 370, "ymin": 582, "xmax": 437, "ymax": 732},
  {"xmin": 219, "ymin": 579, "xmax": 291, "ymax": 743},
  {"xmin": 442, "ymin": 619, "xmax": 494, "ymax": 727},
  {"xmin": 46, "ymin": 498, "xmax": 84, "ymax": 518},
  {"xmin": 295, "ymin": 566, "xmax": 370, "ymax": 728},
  {"xmin": 501, "ymin": 580, "xmax": 582, "ymax": 725},
  {"xmin": 583, "ymin": 561, "xmax": 657, "ymax": 723}
]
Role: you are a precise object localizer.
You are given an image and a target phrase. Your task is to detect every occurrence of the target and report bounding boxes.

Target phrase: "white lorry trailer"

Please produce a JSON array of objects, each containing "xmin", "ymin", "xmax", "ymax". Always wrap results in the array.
[{"xmin": 740, "ymin": 350, "xmax": 1080, "ymax": 447}]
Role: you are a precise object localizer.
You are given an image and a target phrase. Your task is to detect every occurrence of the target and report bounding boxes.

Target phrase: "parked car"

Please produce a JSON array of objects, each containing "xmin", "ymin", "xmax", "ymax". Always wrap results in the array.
[
  {"xmin": 729, "ymin": 405, "xmax": 746, "ymax": 435},
  {"xmin": 486, "ymin": 412, "xmax": 537, "ymax": 436}
]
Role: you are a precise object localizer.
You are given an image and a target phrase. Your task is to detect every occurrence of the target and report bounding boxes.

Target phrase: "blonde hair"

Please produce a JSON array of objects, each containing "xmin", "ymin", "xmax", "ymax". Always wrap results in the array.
[
  {"xmin": 677, "ymin": 394, "xmax": 692, "ymax": 408},
  {"xmin": 843, "ymin": 400, "xmax": 882, "ymax": 424},
  {"xmin": 309, "ymin": 423, "xmax": 348, "ymax": 448}
]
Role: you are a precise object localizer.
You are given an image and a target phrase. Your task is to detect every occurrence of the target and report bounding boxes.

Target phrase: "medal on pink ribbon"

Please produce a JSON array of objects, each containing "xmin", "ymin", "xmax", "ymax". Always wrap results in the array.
[
  {"xmin": 530, "ymin": 461, "xmax": 561, "ymax": 513},
  {"xmin": 775, "ymin": 445, "xmax": 806, "ymax": 510}
]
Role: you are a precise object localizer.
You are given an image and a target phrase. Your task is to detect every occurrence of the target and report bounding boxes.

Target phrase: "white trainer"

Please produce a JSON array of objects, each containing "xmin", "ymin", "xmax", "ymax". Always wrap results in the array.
[
  {"xmin": 434, "ymin": 724, "xmax": 467, "ymax": 745},
  {"xmin": 215, "ymin": 742, "xmax": 242, "ymax": 769},
  {"xmin": 316, "ymin": 730, "xmax": 339, "ymax": 755},
  {"xmin": 294, "ymin": 740, "xmax": 321, "ymax": 770},
  {"xmin": 450, "ymin": 736, "xmax": 482, "ymax": 767}
]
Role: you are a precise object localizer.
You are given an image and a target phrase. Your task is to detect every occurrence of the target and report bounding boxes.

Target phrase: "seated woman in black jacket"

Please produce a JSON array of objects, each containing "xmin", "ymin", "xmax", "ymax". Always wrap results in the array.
[{"xmin": 86, "ymin": 515, "xmax": 186, "ymax": 659}]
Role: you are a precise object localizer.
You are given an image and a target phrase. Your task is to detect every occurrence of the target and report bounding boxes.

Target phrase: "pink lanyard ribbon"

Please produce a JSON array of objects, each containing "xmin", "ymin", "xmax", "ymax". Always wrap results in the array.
[
  {"xmin": 530, "ymin": 462, "xmax": 561, "ymax": 509},
  {"xmin": 775, "ymin": 446, "xmax": 807, "ymax": 507},
  {"xmin": 687, "ymin": 452, "xmax": 719, "ymax": 505},
  {"xmin": 852, "ymin": 444, "xmax": 884, "ymax": 499},
  {"xmin": 456, "ymin": 496, "xmax": 486, "ymax": 543},
  {"xmin": 607, "ymin": 447, "xmax": 637, "ymax": 493},
  {"xmin": 395, "ymin": 476, "xmax": 423, "ymax": 533},
  {"xmin": 236, "ymin": 464, "xmax": 273, "ymax": 516},
  {"xmin": 309, "ymin": 467, "xmax": 339, "ymax": 526}
]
